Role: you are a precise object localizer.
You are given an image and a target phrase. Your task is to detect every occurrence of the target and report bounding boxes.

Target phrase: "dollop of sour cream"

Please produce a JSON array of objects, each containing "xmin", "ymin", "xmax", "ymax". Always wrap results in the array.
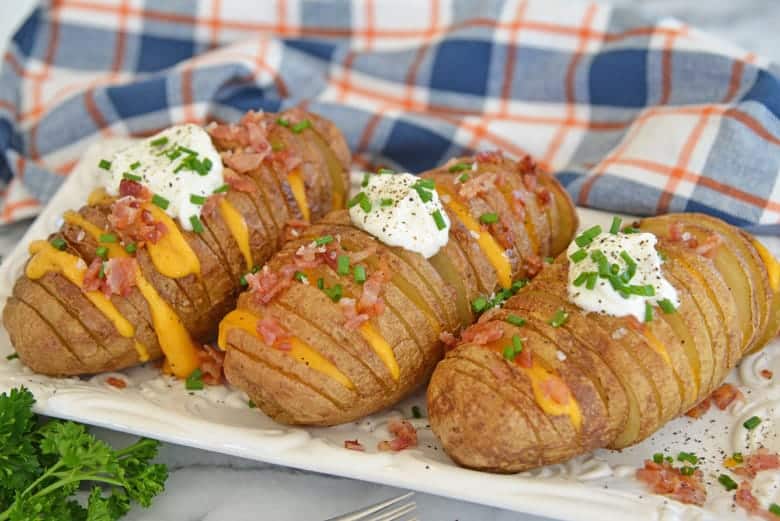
[
  {"xmin": 566, "ymin": 227, "xmax": 679, "ymax": 322},
  {"xmin": 104, "ymin": 124, "xmax": 224, "ymax": 231},
  {"xmin": 349, "ymin": 173, "xmax": 450, "ymax": 258}
]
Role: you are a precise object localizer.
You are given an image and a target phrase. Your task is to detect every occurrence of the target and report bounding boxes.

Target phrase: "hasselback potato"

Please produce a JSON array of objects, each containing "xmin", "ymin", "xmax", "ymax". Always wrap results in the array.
[
  {"xmin": 218, "ymin": 151, "xmax": 578, "ymax": 425},
  {"xmin": 427, "ymin": 213, "xmax": 780, "ymax": 473},
  {"xmin": 3, "ymin": 109, "xmax": 350, "ymax": 377}
]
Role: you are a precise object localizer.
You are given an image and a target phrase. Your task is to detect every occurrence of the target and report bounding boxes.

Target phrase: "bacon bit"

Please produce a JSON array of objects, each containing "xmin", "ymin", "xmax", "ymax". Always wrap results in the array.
[
  {"xmin": 536, "ymin": 186, "xmax": 552, "ymax": 207},
  {"xmin": 106, "ymin": 376, "xmax": 127, "ymax": 389},
  {"xmin": 523, "ymin": 254, "xmax": 544, "ymax": 278},
  {"xmin": 207, "ymin": 110, "xmax": 271, "ymax": 155},
  {"xmin": 669, "ymin": 221, "xmax": 684, "ymax": 242},
  {"xmin": 202, "ymin": 194, "xmax": 222, "ymax": 218},
  {"xmin": 339, "ymin": 297, "xmax": 370, "ymax": 330},
  {"xmin": 636, "ymin": 460, "xmax": 707, "ymax": 506},
  {"xmin": 246, "ymin": 266, "xmax": 294, "ymax": 305},
  {"xmin": 491, "ymin": 214, "xmax": 515, "ymax": 250},
  {"xmin": 223, "ymin": 151, "xmax": 266, "ymax": 174},
  {"xmin": 624, "ymin": 315, "xmax": 646, "ymax": 333},
  {"xmin": 109, "ymin": 196, "xmax": 142, "ymax": 230},
  {"xmin": 685, "ymin": 397, "xmax": 712, "ymax": 419},
  {"xmin": 518, "ymin": 155, "xmax": 537, "ymax": 175},
  {"xmin": 735, "ymin": 481, "xmax": 779, "ymax": 520},
  {"xmin": 103, "ymin": 258, "xmax": 137, "ymax": 297},
  {"xmin": 269, "ymin": 148, "xmax": 303, "ymax": 174},
  {"xmin": 344, "ymin": 439, "xmax": 365, "ymax": 452},
  {"xmin": 761, "ymin": 369, "xmax": 773, "ymax": 379},
  {"xmin": 347, "ymin": 245, "xmax": 377, "ymax": 264},
  {"xmin": 377, "ymin": 420, "xmax": 418, "ymax": 452},
  {"xmin": 223, "ymin": 166, "xmax": 257, "ymax": 193},
  {"xmin": 732, "ymin": 448, "xmax": 780, "ymax": 479},
  {"xmin": 475, "ymin": 150, "xmax": 503, "ymax": 164},
  {"xmin": 358, "ymin": 269, "xmax": 388, "ymax": 317},
  {"xmin": 118, "ymin": 179, "xmax": 151, "ymax": 200},
  {"xmin": 197, "ymin": 345, "xmax": 226, "ymax": 385},
  {"xmin": 458, "ymin": 172, "xmax": 497, "ymax": 200},
  {"xmin": 439, "ymin": 331, "xmax": 457, "ymax": 350},
  {"xmin": 516, "ymin": 344, "xmax": 532, "ymax": 368},
  {"xmin": 109, "ymin": 196, "xmax": 166, "ymax": 244},
  {"xmin": 510, "ymin": 190, "xmax": 527, "ymax": 220},
  {"xmin": 711, "ymin": 383, "xmax": 743, "ymax": 410},
  {"xmin": 540, "ymin": 376, "xmax": 571, "ymax": 406},
  {"xmin": 283, "ymin": 219, "xmax": 309, "ymax": 241},
  {"xmin": 694, "ymin": 233, "xmax": 723, "ymax": 259},
  {"xmin": 522, "ymin": 173, "xmax": 538, "ymax": 193},
  {"xmin": 256, "ymin": 316, "xmax": 292, "ymax": 351},
  {"xmin": 83, "ymin": 258, "xmax": 103, "ymax": 292},
  {"xmin": 460, "ymin": 321, "xmax": 504, "ymax": 346}
]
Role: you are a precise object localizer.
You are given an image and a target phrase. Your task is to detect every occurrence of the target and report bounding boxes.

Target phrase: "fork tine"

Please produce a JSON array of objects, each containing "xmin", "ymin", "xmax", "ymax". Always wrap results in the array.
[
  {"xmin": 322, "ymin": 492, "xmax": 414, "ymax": 521},
  {"xmin": 368, "ymin": 501, "xmax": 417, "ymax": 521}
]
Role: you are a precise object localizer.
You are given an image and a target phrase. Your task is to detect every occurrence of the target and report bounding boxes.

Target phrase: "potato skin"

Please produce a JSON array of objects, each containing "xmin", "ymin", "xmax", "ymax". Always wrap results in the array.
[
  {"xmin": 222, "ymin": 153, "xmax": 577, "ymax": 426},
  {"xmin": 3, "ymin": 109, "xmax": 350, "ymax": 376},
  {"xmin": 428, "ymin": 214, "xmax": 780, "ymax": 472}
]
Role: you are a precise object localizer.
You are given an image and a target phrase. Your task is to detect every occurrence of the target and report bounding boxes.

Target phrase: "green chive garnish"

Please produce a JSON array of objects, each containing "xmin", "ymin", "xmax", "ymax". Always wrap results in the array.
[
  {"xmin": 361, "ymin": 172, "xmax": 371, "ymax": 187},
  {"xmin": 99, "ymin": 233, "xmax": 117, "ymax": 243},
  {"xmin": 190, "ymin": 194, "xmax": 207, "ymax": 205},
  {"xmin": 645, "ymin": 302, "xmax": 653, "ymax": 323},
  {"xmin": 609, "ymin": 216, "xmax": 622, "ymax": 234},
  {"xmin": 337, "ymin": 254, "xmax": 350, "ymax": 275},
  {"xmin": 415, "ymin": 178, "xmax": 435, "ymax": 190},
  {"xmin": 272, "ymin": 142, "xmax": 285, "ymax": 152},
  {"xmin": 50, "ymin": 237, "xmax": 67, "ymax": 250},
  {"xmin": 677, "ymin": 452, "xmax": 698, "ymax": 465},
  {"xmin": 359, "ymin": 197, "xmax": 372, "ymax": 213},
  {"xmin": 99, "ymin": 159, "xmax": 111, "ymax": 170},
  {"xmin": 123, "ymin": 172, "xmax": 142, "ymax": 182},
  {"xmin": 347, "ymin": 192, "xmax": 367, "ymax": 209},
  {"xmin": 292, "ymin": 119, "xmax": 311, "ymax": 133},
  {"xmin": 294, "ymin": 271, "xmax": 308, "ymax": 283},
  {"xmin": 680, "ymin": 466, "xmax": 696, "ymax": 476},
  {"xmin": 503, "ymin": 345, "xmax": 517, "ymax": 361},
  {"xmin": 658, "ymin": 298, "xmax": 676, "ymax": 314},
  {"xmin": 769, "ymin": 503, "xmax": 780, "ymax": 516},
  {"xmin": 152, "ymin": 194, "xmax": 169, "ymax": 210},
  {"xmin": 377, "ymin": 168, "xmax": 394, "ymax": 174},
  {"xmin": 276, "ymin": 117, "xmax": 290, "ymax": 127},
  {"xmin": 544, "ymin": 256, "xmax": 554, "ymax": 264},
  {"xmin": 570, "ymin": 249, "xmax": 587, "ymax": 263},
  {"xmin": 185, "ymin": 368, "xmax": 204, "ymax": 390},
  {"xmin": 323, "ymin": 283, "xmax": 343, "ymax": 302},
  {"xmin": 5, "ymin": 353, "xmax": 18, "ymax": 360},
  {"xmin": 190, "ymin": 215, "xmax": 204, "ymax": 233},
  {"xmin": 412, "ymin": 405, "xmax": 422, "ymax": 419},
  {"xmin": 213, "ymin": 184, "xmax": 229, "ymax": 194},
  {"xmin": 585, "ymin": 272, "xmax": 597, "ymax": 290},
  {"xmin": 573, "ymin": 272, "xmax": 590, "ymax": 287},
  {"xmin": 743, "ymin": 416, "xmax": 762, "ymax": 430},
  {"xmin": 472, "ymin": 296, "xmax": 488, "ymax": 313},
  {"xmin": 623, "ymin": 226, "xmax": 640, "ymax": 234},
  {"xmin": 248, "ymin": 400, "xmax": 256, "ymax": 408},
  {"xmin": 150, "ymin": 136, "xmax": 169, "ymax": 147},
  {"xmin": 380, "ymin": 198, "xmax": 394, "ymax": 207},
  {"xmin": 314, "ymin": 235, "xmax": 334, "ymax": 246},
  {"xmin": 718, "ymin": 474, "xmax": 737, "ymax": 491},
  {"xmin": 353, "ymin": 265, "xmax": 367, "ymax": 283},
  {"xmin": 732, "ymin": 452, "xmax": 744, "ymax": 464},
  {"xmin": 479, "ymin": 212, "xmax": 498, "ymax": 225},
  {"xmin": 574, "ymin": 225, "xmax": 602, "ymax": 247},
  {"xmin": 506, "ymin": 314, "xmax": 526, "ymax": 327},
  {"xmin": 432, "ymin": 210, "xmax": 447, "ymax": 230},
  {"xmin": 448, "ymin": 162, "xmax": 471, "ymax": 173},
  {"xmin": 124, "ymin": 243, "xmax": 137, "ymax": 254},
  {"xmin": 239, "ymin": 275, "xmax": 248, "ymax": 286},
  {"xmin": 251, "ymin": 265, "xmax": 260, "ymax": 274},
  {"xmin": 549, "ymin": 309, "xmax": 568, "ymax": 327},
  {"xmin": 317, "ymin": 277, "xmax": 324, "ymax": 289},
  {"xmin": 652, "ymin": 453, "xmax": 664, "ymax": 464},
  {"xmin": 458, "ymin": 173, "xmax": 470, "ymax": 183},
  {"xmin": 95, "ymin": 246, "xmax": 108, "ymax": 259},
  {"xmin": 130, "ymin": 161, "xmax": 141, "ymax": 170},
  {"xmin": 98, "ymin": 262, "xmax": 106, "ymax": 279}
]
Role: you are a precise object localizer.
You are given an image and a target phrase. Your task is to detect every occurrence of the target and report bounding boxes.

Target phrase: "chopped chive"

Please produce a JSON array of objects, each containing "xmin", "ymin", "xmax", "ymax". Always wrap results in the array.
[
  {"xmin": 185, "ymin": 368, "xmax": 204, "ymax": 390},
  {"xmin": 190, "ymin": 215, "xmax": 204, "ymax": 233},
  {"xmin": 251, "ymin": 265, "xmax": 260, "ymax": 274},
  {"xmin": 239, "ymin": 275, "xmax": 248, "ymax": 286},
  {"xmin": 574, "ymin": 225, "xmax": 603, "ymax": 247},
  {"xmin": 359, "ymin": 197, "xmax": 372, "ymax": 213},
  {"xmin": 544, "ymin": 256, "xmax": 554, "ymax": 264},
  {"xmin": 294, "ymin": 271, "xmax": 308, "ymax": 283},
  {"xmin": 337, "ymin": 254, "xmax": 350, "ymax": 275},
  {"xmin": 610, "ymin": 263, "xmax": 620, "ymax": 275},
  {"xmin": 95, "ymin": 246, "xmax": 108, "ymax": 259},
  {"xmin": 276, "ymin": 117, "xmax": 290, "ymax": 127},
  {"xmin": 98, "ymin": 159, "xmax": 111, "ymax": 170},
  {"xmin": 353, "ymin": 265, "xmax": 367, "ymax": 283},
  {"xmin": 511, "ymin": 279, "xmax": 528, "ymax": 292},
  {"xmin": 380, "ymin": 198, "xmax": 394, "ymax": 207},
  {"xmin": 623, "ymin": 226, "xmax": 640, "ymax": 234},
  {"xmin": 680, "ymin": 466, "xmax": 696, "ymax": 476},
  {"xmin": 570, "ymin": 249, "xmax": 588, "ymax": 263},
  {"xmin": 152, "ymin": 194, "xmax": 169, "ymax": 210},
  {"xmin": 347, "ymin": 192, "xmax": 367, "ymax": 209},
  {"xmin": 503, "ymin": 345, "xmax": 517, "ymax": 361},
  {"xmin": 732, "ymin": 452, "xmax": 744, "ymax": 464},
  {"xmin": 150, "ymin": 136, "xmax": 169, "ymax": 147},
  {"xmin": 627, "ymin": 284, "xmax": 655, "ymax": 297},
  {"xmin": 99, "ymin": 233, "xmax": 117, "ymax": 243},
  {"xmin": 292, "ymin": 119, "xmax": 311, "ymax": 133},
  {"xmin": 620, "ymin": 251, "xmax": 636, "ymax": 269},
  {"xmin": 5, "ymin": 353, "xmax": 18, "ymax": 360},
  {"xmin": 585, "ymin": 272, "xmax": 598, "ymax": 290},
  {"xmin": 448, "ymin": 162, "xmax": 471, "ymax": 173},
  {"xmin": 573, "ymin": 272, "xmax": 591, "ymax": 287},
  {"xmin": 512, "ymin": 334, "xmax": 522, "ymax": 352},
  {"xmin": 458, "ymin": 173, "xmax": 470, "ymax": 183},
  {"xmin": 377, "ymin": 168, "xmax": 394, "ymax": 174},
  {"xmin": 361, "ymin": 172, "xmax": 371, "ymax": 187},
  {"xmin": 769, "ymin": 503, "xmax": 780, "ymax": 516},
  {"xmin": 271, "ymin": 142, "xmax": 285, "ymax": 152},
  {"xmin": 743, "ymin": 416, "xmax": 762, "ymax": 430},
  {"xmin": 415, "ymin": 178, "xmax": 435, "ymax": 190},
  {"xmin": 645, "ymin": 302, "xmax": 653, "ymax": 323},
  {"xmin": 415, "ymin": 187, "xmax": 433, "ymax": 203},
  {"xmin": 190, "ymin": 194, "xmax": 207, "ymax": 205},
  {"xmin": 130, "ymin": 161, "xmax": 141, "ymax": 170},
  {"xmin": 123, "ymin": 172, "xmax": 142, "ymax": 182},
  {"xmin": 718, "ymin": 474, "xmax": 737, "ymax": 491},
  {"xmin": 549, "ymin": 308, "xmax": 568, "ymax": 327},
  {"xmin": 50, "ymin": 237, "xmax": 67, "ymax": 250},
  {"xmin": 317, "ymin": 277, "xmax": 324, "ymax": 290},
  {"xmin": 322, "ymin": 283, "xmax": 343, "ymax": 302},
  {"xmin": 177, "ymin": 145, "xmax": 197, "ymax": 156},
  {"xmin": 166, "ymin": 149, "xmax": 182, "ymax": 160},
  {"xmin": 506, "ymin": 314, "xmax": 526, "ymax": 327},
  {"xmin": 479, "ymin": 212, "xmax": 498, "ymax": 224},
  {"xmin": 412, "ymin": 405, "xmax": 422, "ymax": 419},
  {"xmin": 248, "ymin": 399, "xmax": 256, "ymax": 408},
  {"xmin": 432, "ymin": 210, "xmax": 447, "ymax": 230},
  {"xmin": 314, "ymin": 235, "xmax": 334, "ymax": 246},
  {"xmin": 472, "ymin": 296, "xmax": 489, "ymax": 313},
  {"xmin": 652, "ymin": 453, "xmax": 664, "ymax": 464},
  {"xmin": 124, "ymin": 243, "xmax": 137, "ymax": 254},
  {"xmin": 658, "ymin": 298, "xmax": 676, "ymax": 314},
  {"xmin": 98, "ymin": 262, "xmax": 106, "ymax": 279},
  {"xmin": 609, "ymin": 216, "xmax": 622, "ymax": 234},
  {"xmin": 677, "ymin": 452, "xmax": 698, "ymax": 465},
  {"xmin": 213, "ymin": 184, "xmax": 229, "ymax": 194},
  {"xmin": 666, "ymin": 456, "xmax": 674, "ymax": 464}
]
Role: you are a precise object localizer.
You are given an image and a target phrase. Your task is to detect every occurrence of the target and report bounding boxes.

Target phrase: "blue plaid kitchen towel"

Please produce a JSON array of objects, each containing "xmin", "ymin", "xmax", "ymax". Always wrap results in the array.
[{"xmin": 1, "ymin": 0, "xmax": 779, "ymax": 233}]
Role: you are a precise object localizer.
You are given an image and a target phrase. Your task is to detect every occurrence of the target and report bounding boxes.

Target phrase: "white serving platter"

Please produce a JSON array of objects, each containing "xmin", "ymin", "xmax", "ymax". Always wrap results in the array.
[{"xmin": 0, "ymin": 140, "xmax": 778, "ymax": 521}]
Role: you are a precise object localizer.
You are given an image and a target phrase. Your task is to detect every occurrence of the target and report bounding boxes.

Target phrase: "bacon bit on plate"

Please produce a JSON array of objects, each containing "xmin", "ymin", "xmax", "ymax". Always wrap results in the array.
[
  {"xmin": 339, "ymin": 297, "xmax": 370, "ymax": 330},
  {"xmin": 761, "ymin": 369, "xmax": 774, "ymax": 379},
  {"xmin": 685, "ymin": 397, "xmax": 712, "ymax": 419},
  {"xmin": 540, "ymin": 376, "xmax": 571, "ymax": 405},
  {"xmin": 344, "ymin": 439, "xmax": 365, "ymax": 452},
  {"xmin": 105, "ymin": 376, "xmax": 127, "ymax": 389},
  {"xmin": 439, "ymin": 331, "xmax": 457, "ymax": 349},
  {"xmin": 460, "ymin": 321, "xmax": 504, "ymax": 346},
  {"xmin": 711, "ymin": 383, "xmax": 743, "ymax": 410},
  {"xmin": 256, "ymin": 316, "xmax": 292, "ymax": 351},
  {"xmin": 735, "ymin": 480, "xmax": 779, "ymax": 520},
  {"xmin": 223, "ymin": 166, "xmax": 257, "ymax": 192},
  {"xmin": 635, "ymin": 460, "xmax": 707, "ymax": 506},
  {"xmin": 197, "ymin": 345, "xmax": 226, "ymax": 385},
  {"xmin": 377, "ymin": 420, "xmax": 418, "ymax": 452},
  {"xmin": 694, "ymin": 233, "xmax": 723, "ymax": 259},
  {"xmin": 246, "ymin": 266, "xmax": 294, "ymax": 305},
  {"xmin": 523, "ymin": 254, "xmax": 544, "ymax": 278},
  {"xmin": 118, "ymin": 179, "xmax": 151, "ymax": 200},
  {"xmin": 475, "ymin": 150, "xmax": 503, "ymax": 164},
  {"xmin": 732, "ymin": 448, "xmax": 780, "ymax": 479}
]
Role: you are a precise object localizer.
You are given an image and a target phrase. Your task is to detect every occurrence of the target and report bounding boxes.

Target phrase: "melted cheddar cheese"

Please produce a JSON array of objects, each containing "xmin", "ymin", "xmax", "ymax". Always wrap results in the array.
[
  {"xmin": 143, "ymin": 204, "xmax": 200, "ymax": 278},
  {"xmin": 217, "ymin": 198, "xmax": 253, "ymax": 270},
  {"xmin": 436, "ymin": 185, "xmax": 512, "ymax": 289},
  {"xmin": 752, "ymin": 239, "xmax": 780, "ymax": 292},
  {"xmin": 63, "ymin": 211, "xmax": 127, "ymax": 259},
  {"xmin": 287, "ymin": 168, "xmax": 310, "ymax": 222},
  {"xmin": 358, "ymin": 322, "xmax": 400, "ymax": 381},
  {"xmin": 523, "ymin": 362, "xmax": 582, "ymax": 430},
  {"xmin": 218, "ymin": 309, "xmax": 354, "ymax": 389}
]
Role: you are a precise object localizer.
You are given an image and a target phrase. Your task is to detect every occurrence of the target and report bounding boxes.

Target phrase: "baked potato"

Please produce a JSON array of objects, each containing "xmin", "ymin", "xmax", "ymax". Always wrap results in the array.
[
  {"xmin": 427, "ymin": 214, "xmax": 780, "ymax": 473},
  {"xmin": 218, "ymin": 151, "xmax": 578, "ymax": 425},
  {"xmin": 3, "ymin": 109, "xmax": 350, "ymax": 377}
]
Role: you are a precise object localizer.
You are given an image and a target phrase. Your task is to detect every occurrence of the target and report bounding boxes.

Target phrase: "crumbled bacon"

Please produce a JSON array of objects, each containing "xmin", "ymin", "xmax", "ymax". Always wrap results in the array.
[
  {"xmin": 256, "ymin": 316, "xmax": 292, "ymax": 351},
  {"xmin": 518, "ymin": 154, "xmax": 537, "ymax": 175},
  {"xmin": 523, "ymin": 254, "xmax": 544, "ymax": 278},
  {"xmin": 711, "ymin": 383, "xmax": 743, "ymax": 410},
  {"xmin": 458, "ymin": 172, "xmax": 497, "ymax": 200},
  {"xmin": 735, "ymin": 481, "xmax": 778, "ymax": 520},
  {"xmin": 491, "ymin": 214, "xmax": 515, "ymax": 250},
  {"xmin": 439, "ymin": 331, "xmax": 457, "ymax": 350},
  {"xmin": 347, "ymin": 246, "xmax": 377, "ymax": 264},
  {"xmin": 197, "ymin": 345, "xmax": 226, "ymax": 385},
  {"xmin": 118, "ymin": 179, "xmax": 151, "ymax": 200},
  {"xmin": 536, "ymin": 186, "xmax": 552, "ymax": 207},
  {"xmin": 339, "ymin": 297, "xmax": 370, "ymax": 330},
  {"xmin": 636, "ymin": 460, "xmax": 707, "ymax": 506},
  {"xmin": 103, "ymin": 258, "xmax": 137, "ymax": 297},
  {"xmin": 358, "ymin": 269, "xmax": 388, "ymax": 317},
  {"xmin": 109, "ymin": 196, "xmax": 166, "ymax": 244},
  {"xmin": 202, "ymin": 194, "xmax": 222, "ymax": 218},
  {"xmin": 516, "ymin": 344, "xmax": 532, "ymax": 368},
  {"xmin": 344, "ymin": 439, "xmax": 365, "ymax": 452},
  {"xmin": 224, "ymin": 151, "xmax": 267, "ymax": 174},
  {"xmin": 694, "ymin": 233, "xmax": 723, "ymax": 259},
  {"xmin": 540, "ymin": 376, "xmax": 571, "ymax": 405},
  {"xmin": 223, "ymin": 166, "xmax": 257, "ymax": 192},
  {"xmin": 475, "ymin": 150, "xmax": 503, "ymax": 164},
  {"xmin": 269, "ymin": 148, "xmax": 303, "ymax": 174},
  {"xmin": 460, "ymin": 321, "xmax": 504, "ymax": 345},
  {"xmin": 511, "ymin": 190, "xmax": 527, "ymax": 220},
  {"xmin": 761, "ymin": 369, "xmax": 773, "ymax": 379},
  {"xmin": 283, "ymin": 219, "xmax": 309, "ymax": 241},
  {"xmin": 377, "ymin": 420, "xmax": 418, "ymax": 452},
  {"xmin": 523, "ymin": 172, "xmax": 538, "ymax": 193},
  {"xmin": 106, "ymin": 376, "xmax": 127, "ymax": 389},
  {"xmin": 207, "ymin": 110, "xmax": 271, "ymax": 155},
  {"xmin": 669, "ymin": 221, "xmax": 684, "ymax": 242},
  {"xmin": 83, "ymin": 258, "xmax": 104, "ymax": 292},
  {"xmin": 108, "ymin": 196, "xmax": 142, "ymax": 229},
  {"xmin": 685, "ymin": 397, "xmax": 712, "ymax": 419},
  {"xmin": 732, "ymin": 448, "xmax": 780, "ymax": 479},
  {"xmin": 246, "ymin": 265, "xmax": 294, "ymax": 305}
]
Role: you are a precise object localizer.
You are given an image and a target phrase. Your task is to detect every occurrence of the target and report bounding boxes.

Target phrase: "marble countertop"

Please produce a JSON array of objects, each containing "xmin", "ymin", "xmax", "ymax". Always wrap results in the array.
[{"xmin": 0, "ymin": 1, "xmax": 778, "ymax": 520}]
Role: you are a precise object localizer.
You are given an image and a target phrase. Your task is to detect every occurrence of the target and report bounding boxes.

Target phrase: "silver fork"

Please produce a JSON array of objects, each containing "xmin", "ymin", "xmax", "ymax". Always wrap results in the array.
[{"xmin": 322, "ymin": 492, "xmax": 417, "ymax": 521}]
